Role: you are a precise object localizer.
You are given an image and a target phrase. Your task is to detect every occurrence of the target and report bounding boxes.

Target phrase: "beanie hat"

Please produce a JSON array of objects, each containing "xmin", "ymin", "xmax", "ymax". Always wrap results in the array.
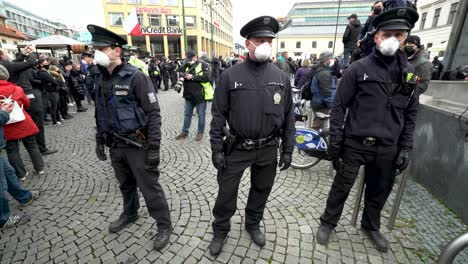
[
  {"xmin": 0, "ymin": 64, "xmax": 10, "ymax": 80},
  {"xmin": 405, "ymin": 35, "xmax": 421, "ymax": 48},
  {"xmin": 318, "ymin": 51, "xmax": 334, "ymax": 63}
]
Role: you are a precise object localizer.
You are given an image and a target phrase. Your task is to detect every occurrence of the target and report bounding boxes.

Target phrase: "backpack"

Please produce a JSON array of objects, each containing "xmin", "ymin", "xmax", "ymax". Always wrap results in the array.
[{"xmin": 301, "ymin": 80, "xmax": 312, "ymax": 100}]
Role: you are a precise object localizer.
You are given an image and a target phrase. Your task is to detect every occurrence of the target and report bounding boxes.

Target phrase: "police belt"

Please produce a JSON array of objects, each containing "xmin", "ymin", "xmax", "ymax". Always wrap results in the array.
[
  {"xmin": 347, "ymin": 136, "xmax": 378, "ymax": 147},
  {"xmin": 237, "ymin": 134, "xmax": 278, "ymax": 150}
]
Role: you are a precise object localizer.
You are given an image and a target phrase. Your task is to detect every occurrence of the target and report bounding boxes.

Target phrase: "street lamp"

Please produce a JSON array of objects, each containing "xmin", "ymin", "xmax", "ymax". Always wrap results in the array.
[
  {"xmin": 181, "ymin": 0, "xmax": 188, "ymax": 52},
  {"xmin": 332, "ymin": 0, "xmax": 342, "ymax": 54},
  {"xmin": 204, "ymin": 0, "xmax": 218, "ymax": 56}
]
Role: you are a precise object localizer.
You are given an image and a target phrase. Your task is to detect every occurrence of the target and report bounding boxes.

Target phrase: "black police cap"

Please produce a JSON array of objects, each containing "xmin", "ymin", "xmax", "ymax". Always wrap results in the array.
[
  {"xmin": 240, "ymin": 16, "xmax": 279, "ymax": 39},
  {"xmin": 372, "ymin": 7, "xmax": 419, "ymax": 31},
  {"xmin": 87, "ymin": 24, "xmax": 127, "ymax": 48},
  {"xmin": 81, "ymin": 51, "xmax": 94, "ymax": 58}
]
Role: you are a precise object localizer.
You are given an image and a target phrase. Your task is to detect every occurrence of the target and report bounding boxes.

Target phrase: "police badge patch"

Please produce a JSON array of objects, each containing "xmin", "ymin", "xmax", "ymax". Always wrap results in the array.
[{"xmin": 148, "ymin": 92, "xmax": 157, "ymax": 103}]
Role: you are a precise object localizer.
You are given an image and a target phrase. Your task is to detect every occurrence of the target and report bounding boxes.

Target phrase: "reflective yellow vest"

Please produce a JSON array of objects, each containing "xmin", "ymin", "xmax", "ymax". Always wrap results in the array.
[{"xmin": 186, "ymin": 62, "xmax": 214, "ymax": 101}]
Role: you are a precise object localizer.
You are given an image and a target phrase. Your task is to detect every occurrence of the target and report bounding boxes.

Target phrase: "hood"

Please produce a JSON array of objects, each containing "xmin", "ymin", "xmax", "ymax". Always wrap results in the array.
[
  {"xmin": 313, "ymin": 63, "xmax": 327, "ymax": 73},
  {"xmin": 351, "ymin": 20, "xmax": 361, "ymax": 27}
]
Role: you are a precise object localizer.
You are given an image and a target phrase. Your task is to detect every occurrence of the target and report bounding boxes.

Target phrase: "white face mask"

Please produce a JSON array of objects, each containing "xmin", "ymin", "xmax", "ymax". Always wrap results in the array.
[
  {"xmin": 94, "ymin": 49, "xmax": 112, "ymax": 67},
  {"xmin": 377, "ymin": 36, "xmax": 401, "ymax": 56},
  {"xmin": 250, "ymin": 41, "xmax": 272, "ymax": 62}
]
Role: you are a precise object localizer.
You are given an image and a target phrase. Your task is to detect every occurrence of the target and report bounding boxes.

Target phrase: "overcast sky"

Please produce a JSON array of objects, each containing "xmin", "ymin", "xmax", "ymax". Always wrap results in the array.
[{"xmin": 7, "ymin": 0, "xmax": 296, "ymax": 43}]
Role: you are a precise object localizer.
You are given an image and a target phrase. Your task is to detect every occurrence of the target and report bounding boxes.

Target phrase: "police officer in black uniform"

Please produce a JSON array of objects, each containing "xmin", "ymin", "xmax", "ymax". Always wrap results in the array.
[
  {"xmin": 87, "ymin": 24, "xmax": 172, "ymax": 251},
  {"xmin": 209, "ymin": 16, "xmax": 295, "ymax": 256},
  {"xmin": 168, "ymin": 57, "xmax": 178, "ymax": 89},
  {"xmin": 160, "ymin": 57, "xmax": 170, "ymax": 91},
  {"xmin": 317, "ymin": 8, "xmax": 419, "ymax": 252}
]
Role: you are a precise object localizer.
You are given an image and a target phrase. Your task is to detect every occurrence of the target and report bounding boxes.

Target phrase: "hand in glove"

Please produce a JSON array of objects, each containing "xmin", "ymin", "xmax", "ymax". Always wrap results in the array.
[
  {"xmin": 96, "ymin": 143, "xmax": 107, "ymax": 161},
  {"xmin": 395, "ymin": 149, "xmax": 410, "ymax": 172},
  {"xmin": 327, "ymin": 141, "xmax": 342, "ymax": 161},
  {"xmin": 212, "ymin": 152, "xmax": 226, "ymax": 171},
  {"xmin": 278, "ymin": 152, "xmax": 292, "ymax": 171},
  {"xmin": 145, "ymin": 146, "xmax": 160, "ymax": 170}
]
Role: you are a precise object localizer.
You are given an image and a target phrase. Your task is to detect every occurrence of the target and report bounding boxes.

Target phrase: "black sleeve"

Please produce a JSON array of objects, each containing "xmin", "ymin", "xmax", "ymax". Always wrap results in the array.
[
  {"xmin": 316, "ymin": 71, "xmax": 332, "ymax": 92},
  {"xmin": 2, "ymin": 53, "xmax": 36, "ymax": 75},
  {"xmin": 210, "ymin": 72, "xmax": 229, "ymax": 153},
  {"xmin": 132, "ymin": 72, "xmax": 161, "ymax": 147},
  {"xmin": 329, "ymin": 65, "xmax": 358, "ymax": 146},
  {"xmin": 398, "ymin": 92, "xmax": 419, "ymax": 150},
  {"xmin": 281, "ymin": 73, "xmax": 296, "ymax": 154},
  {"xmin": 192, "ymin": 62, "xmax": 211, "ymax": 82},
  {"xmin": 416, "ymin": 62, "xmax": 433, "ymax": 94},
  {"xmin": 39, "ymin": 71, "xmax": 58, "ymax": 88},
  {"xmin": 343, "ymin": 26, "xmax": 350, "ymax": 43}
]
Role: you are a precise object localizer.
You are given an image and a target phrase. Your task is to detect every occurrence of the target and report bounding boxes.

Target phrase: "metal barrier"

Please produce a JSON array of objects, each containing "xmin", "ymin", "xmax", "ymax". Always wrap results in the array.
[
  {"xmin": 437, "ymin": 233, "xmax": 468, "ymax": 264},
  {"xmin": 350, "ymin": 163, "xmax": 410, "ymax": 230}
]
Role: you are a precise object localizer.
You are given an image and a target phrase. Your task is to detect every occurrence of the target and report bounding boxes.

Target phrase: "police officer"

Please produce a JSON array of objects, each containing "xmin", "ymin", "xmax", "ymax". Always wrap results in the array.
[
  {"xmin": 317, "ymin": 8, "xmax": 419, "ymax": 252},
  {"xmin": 87, "ymin": 24, "xmax": 172, "ymax": 251},
  {"xmin": 148, "ymin": 58, "xmax": 160, "ymax": 93},
  {"xmin": 160, "ymin": 57, "xmax": 170, "ymax": 91},
  {"xmin": 209, "ymin": 16, "xmax": 295, "ymax": 256},
  {"xmin": 168, "ymin": 57, "xmax": 178, "ymax": 89}
]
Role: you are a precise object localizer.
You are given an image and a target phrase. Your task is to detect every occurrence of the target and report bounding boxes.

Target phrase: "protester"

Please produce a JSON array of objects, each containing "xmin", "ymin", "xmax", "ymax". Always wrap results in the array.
[
  {"xmin": 342, "ymin": 14, "xmax": 362, "ymax": 65},
  {"xmin": 175, "ymin": 50, "xmax": 213, "ymax": 141},
  {"xmin": 431, "ymin": 56, "xmax": 444, "ymax": 80},
  {"xmin": 404, "ymin": 35, "xmax": 432, "ymax": 94},
  {"xmin": 294, "ymin": 59, "xmax": 313, "ymax": 89},
  {"xmin": 0, "ymin": 99, "xmax": 40, "ymax": 230},
  {"xmin": 0, "ymin": 65, "xmax": 44, "ymax": 180},
  {"xmin": 311, "ymin": 51, "xmax": 336, "ymax": 129}
]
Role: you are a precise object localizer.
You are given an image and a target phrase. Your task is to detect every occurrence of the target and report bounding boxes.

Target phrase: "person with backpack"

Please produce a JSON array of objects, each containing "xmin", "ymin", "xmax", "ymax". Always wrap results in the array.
[
  {"xmin": 294, "ymin": 59, "xmax": 314, "ymax": 90},
  {"xmin": 310, "ymin": 51, "xmax": 336, "ymax": 130}
]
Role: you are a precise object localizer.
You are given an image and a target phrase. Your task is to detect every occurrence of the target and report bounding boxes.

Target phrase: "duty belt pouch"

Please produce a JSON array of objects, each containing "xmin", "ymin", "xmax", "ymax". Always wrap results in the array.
[{"xmin": 223, "ymin": 138, "xmax": 236, "ymax": 156}]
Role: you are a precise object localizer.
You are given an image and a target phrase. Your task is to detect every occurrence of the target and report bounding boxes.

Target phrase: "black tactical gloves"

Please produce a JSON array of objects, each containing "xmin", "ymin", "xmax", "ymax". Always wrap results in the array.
[
  {"xmin": 96, "ymin": 143, "xmax": 107, "ymax": 161},
  {"xmin": 145, "ymin": 145, "xmax": 160, "ymax": 170},
  {"xmin": 278, "ymin": 152, "xmax": 292, "ymax": 171},
  {"xmin": 212, "ymin": 152, "xmax": 226, "ymax": 171}
]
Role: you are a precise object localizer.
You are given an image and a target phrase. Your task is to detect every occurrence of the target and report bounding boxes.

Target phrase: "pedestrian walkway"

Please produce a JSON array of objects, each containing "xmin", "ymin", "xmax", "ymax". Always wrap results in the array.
[{"xmin": 1, "ymin": 91, "xmax": 466, "ymax": 264}]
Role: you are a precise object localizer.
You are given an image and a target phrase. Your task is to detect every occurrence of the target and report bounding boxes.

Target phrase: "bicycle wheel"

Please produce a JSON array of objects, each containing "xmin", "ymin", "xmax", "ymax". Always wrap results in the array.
[{"xmin": 291, "ymin": 145, "xmax": 322, "ymax": 169}]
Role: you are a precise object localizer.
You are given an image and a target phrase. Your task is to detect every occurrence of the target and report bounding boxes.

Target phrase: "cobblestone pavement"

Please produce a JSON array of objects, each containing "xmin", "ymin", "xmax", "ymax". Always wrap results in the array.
[{"xmin": 1, "ymin": 91, "xmax": 467, "ymax": 264}]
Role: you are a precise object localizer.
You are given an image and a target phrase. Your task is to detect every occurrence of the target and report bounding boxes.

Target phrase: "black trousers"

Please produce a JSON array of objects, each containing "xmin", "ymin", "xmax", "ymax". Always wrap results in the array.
[
  {"xmin": 58, "ymin": 89, "xmax": 69, "ymax": 118},
  {"xmin": 26, "ymin": 90, "xmax": 47, "ymax": 153},
  {"xmin": 109, "ymin": 144, "xmax": 171, "ymax": 229},
  {"xmin": 162, "ymin": 74, "xmax": 170, "ymax": 91},
  {"xmin": 320, "ymin": 138, "xmax": 398, "ymax": 231},
  {"xmin": 150, "ymin": 77, "xmax": 159, "ymax": 94},
  {"xmin": 212, "ymin": 144, "xmax": 278, "ymax": 239},
  {"xmin": 46, "ymin": 92, "xmax": 60, "ymax": 124},
  {"xmin": 5, "ymin": 135, "xmax": 44, "ymax": 178},
  {"xmin": 169, "ymin": 72, "xmax": 177, "ymax": 88}
]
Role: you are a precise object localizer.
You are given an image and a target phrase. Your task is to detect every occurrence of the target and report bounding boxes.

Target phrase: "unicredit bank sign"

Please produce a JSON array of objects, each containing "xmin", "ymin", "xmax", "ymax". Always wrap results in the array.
[
  {"xmin": 140, "ymin": 26, "xmax": 183, "ymax": 36},
  {"xmin": 136, "ymin": 6, "xmax": 172, "ymax": 14}
]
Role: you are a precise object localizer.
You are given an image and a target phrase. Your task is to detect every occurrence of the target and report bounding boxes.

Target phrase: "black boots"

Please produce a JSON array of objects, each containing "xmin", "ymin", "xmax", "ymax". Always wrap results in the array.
[
  {"xmin": 317, "ymin": 224, "xmax": 333, "ymax": 245},
  {"xmin": 209, "ymin": 237, "xmax": 225, "ymax": 256},
  {"xmin": 247, "ymin": 229, "xmax": 266, "ymax": 247},
  {"xmin": 154, "ymin": 226, "xmax": 172, "ymax": 250},
  {"xmin": 108, "ymin": 214, "xmax": 139, "ymax": 233},
  {"xmin": 362, "ymin": 228, "xmax": 389, "ymax": 252}
]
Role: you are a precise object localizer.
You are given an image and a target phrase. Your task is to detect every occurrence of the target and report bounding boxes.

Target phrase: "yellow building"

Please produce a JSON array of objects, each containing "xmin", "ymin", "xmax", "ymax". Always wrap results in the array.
[{"xmin": 102, "ymin": 0, "xmax": 234, "ymax": 58}]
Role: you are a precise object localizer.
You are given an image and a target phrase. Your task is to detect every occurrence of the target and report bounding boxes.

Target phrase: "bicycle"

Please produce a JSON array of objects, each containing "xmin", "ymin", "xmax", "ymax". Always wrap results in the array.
[{"xmin": 291, "ymin": 87, "xmax": 331, "ymax": 169}]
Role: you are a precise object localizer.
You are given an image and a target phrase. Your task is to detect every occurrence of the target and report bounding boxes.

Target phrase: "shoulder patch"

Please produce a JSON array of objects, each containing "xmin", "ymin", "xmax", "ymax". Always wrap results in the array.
[{"xmin": 148, "ymin": 92, "xmax": 157, "ymax": 103}]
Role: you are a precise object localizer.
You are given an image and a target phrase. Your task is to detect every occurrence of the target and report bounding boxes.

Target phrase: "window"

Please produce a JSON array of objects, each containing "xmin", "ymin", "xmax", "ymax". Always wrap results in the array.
[
  {"xmin": 185, "ymin": 16, "xmax": 196, "ymax": 28},
  {"xmin": 108, "ymin": 13, "xmax": 124, "ymax": 26},
  {"xmin": 13, "ymin": 41, "xmax": 18, "ymax": 45},
  {"xmin": 127, "ymin": 0, "xmax": 141, "ymax": 3},
  {"xmin": 166, "ymin": 15, "xmax": 179, "ymax": 26},
  {"xmin": 427, "ymin": 43, "xmax": 433, "ymax": 49},
  {"xmin": 328, "ymin": 41, "xmax": 333, "ymax": 48},
  {"xmin": 447, "ymin": 3, "xmax": 458, "ymax": 25},
  {"xmin": 166, "ymin": 0, "xmax": 178, "ymax": 6},
  {"xmin": 148, "ymin": 14, "xmax": 161, "ymax": 26},
  {"xmin": 280, "ymin": 42, "xmax": 285, "ymax": 49},
  {"xmin": 129, "ymin": 13, "xmax": 143, "ymax": 24},
  {"xmin": 147, "ymin": 0, "xmax": 160, "ymax": 4},
  {"xmin": 1, "ymin": 40, "xmax": 6, "ymax": 44},
  {"xmin": 296, "ymin": 41, "xmax": 301, "ymax": 48},
  {"xmin": 420, "ymin": 12, "xmax": 427, "ymax": 30},
  {"xmin": 432, "ymin": 8, "xmax": 441, "ymax": 28},
  {"xmin": 185, "ymin": 0, "xmax": 196, "ymax": 7},
  {"xmin": 107, "ymin": 0, "xmax": 121, "ymax": 3},
  {"xmin": 312, "ymin": 41, "xmax": 317, "ymax": 48},
  {"xmin": 201, "ymin": 18, "xmax": 204, "ymax": 30}
]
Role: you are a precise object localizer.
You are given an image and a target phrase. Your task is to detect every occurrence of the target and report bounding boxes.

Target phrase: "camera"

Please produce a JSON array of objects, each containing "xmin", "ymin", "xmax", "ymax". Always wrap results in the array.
[{"xmin": 174, "ymin": 76, "xmax": 185, "ymax": 93}]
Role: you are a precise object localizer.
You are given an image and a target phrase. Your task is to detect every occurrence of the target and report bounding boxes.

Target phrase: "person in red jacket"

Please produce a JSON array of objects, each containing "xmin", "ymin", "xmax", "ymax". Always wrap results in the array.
[{"xmin": 0, "ymin": 65, "xmax": 44, "ymax": 180}]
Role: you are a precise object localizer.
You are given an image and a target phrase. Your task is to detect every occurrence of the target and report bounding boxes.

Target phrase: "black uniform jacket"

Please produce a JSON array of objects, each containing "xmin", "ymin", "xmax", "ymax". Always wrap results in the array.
[
  {"xmin": 96, "ymin": 63, "xmax": 162, "ymax": 147},
  {"xmin": 210, "ymin": 56, "xmax": 295, "ymax": 154},
  {"xmin": 329, "ymin": 49, "xmax": 419, "ymax": 150}
]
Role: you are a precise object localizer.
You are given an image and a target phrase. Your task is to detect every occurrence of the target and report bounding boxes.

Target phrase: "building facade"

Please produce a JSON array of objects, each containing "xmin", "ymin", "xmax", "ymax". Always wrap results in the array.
[
  {"xmin": 412, "ymin": 0, "xmax": 459, "ymax": 60},
  {"xmin": 102, "ymin": 0, "xmax": 234, "ymax": 58},
  {"xmin": 0, "ymin": 14, "xmax": 28, "ymax": 55},
  {"xmin": 272, "ymin": 0, "xmax": 375, "ymax": 60},
  {"xmin": 0, "ymin": 0, "xmax": 74, "ymax": 40}
]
